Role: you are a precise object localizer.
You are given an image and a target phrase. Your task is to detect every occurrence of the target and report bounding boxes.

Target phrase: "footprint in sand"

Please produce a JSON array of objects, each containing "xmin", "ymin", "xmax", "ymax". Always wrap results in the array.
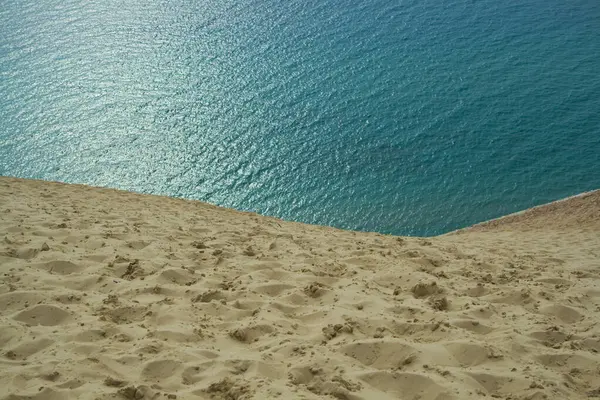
[
  {"xmin": 451, "ymin": 319, "xmax": 494, "ymax": 335},
  {"xmin": 5, "ymin": 337, "xmax": 55, "ymax": 359},
  {"xmin": 13, "ymin": 304, "xmax": 71, "ymax": 326},
  {"xmin": 38, "ymin": 260, "xmax": 83, "ymax": 275},
  {"xmin": 343, "ymin": 340, "xmax": 419, "ymax": 369},
  {"xmin": 358, "ymin": 371, "xmax": 449, "ymax": 400},
  {"xmin": 102, "ymin": 305, "xmax": 148, "ymax": 324},
  {"xmin": 159, "ymin": 268, "xmax": 197, "ymax": 286},
  {"xmin": 254, "ymin": 283, "xmax": 296, "ymax": 297},
  {"xmin": 444, "ymin": 342, "xmax": 498, "ymax": 366},
  {"xmin": 229, "ymin": 324, "xmax": 276, "ymax": 343},
  {"xmin": 0, "ymin": 291, "xmax": 48, "ymax": 312},
  {"xmin": 539, "ymin": 304, "xmax": 583, "ymax": 324},
  {"xmin": 141, "ymin": 359, "xmax": 182, "ymax": 380},
  {"xmin": 465, "ymin": 372, "xmax": 530, "ymax": 396}
]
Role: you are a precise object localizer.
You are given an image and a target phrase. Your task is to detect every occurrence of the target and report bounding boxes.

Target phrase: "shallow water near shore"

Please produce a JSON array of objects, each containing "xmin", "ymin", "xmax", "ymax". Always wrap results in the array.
[{"xmin": 1, "ymin": 0, "xmax": 599, "ymax": 235}]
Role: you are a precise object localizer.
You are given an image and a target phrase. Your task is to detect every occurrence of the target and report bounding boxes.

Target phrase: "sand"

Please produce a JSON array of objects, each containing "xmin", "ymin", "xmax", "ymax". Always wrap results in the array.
[{"xmin": 0, "ymin": 176, "xmax": 599, "ymax": 400}]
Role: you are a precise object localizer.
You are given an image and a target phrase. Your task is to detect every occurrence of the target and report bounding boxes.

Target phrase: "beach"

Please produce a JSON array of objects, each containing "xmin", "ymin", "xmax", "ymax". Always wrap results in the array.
[{"xmin": 1, "ymin": 176, "xmax": 599, "ymax": 399}]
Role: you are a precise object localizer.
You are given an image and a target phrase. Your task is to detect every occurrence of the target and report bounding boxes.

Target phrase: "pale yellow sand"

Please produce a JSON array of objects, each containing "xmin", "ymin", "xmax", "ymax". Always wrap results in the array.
[{"xmin": 1, "ymin": 177, "xmax": 599, "ymax": 400}]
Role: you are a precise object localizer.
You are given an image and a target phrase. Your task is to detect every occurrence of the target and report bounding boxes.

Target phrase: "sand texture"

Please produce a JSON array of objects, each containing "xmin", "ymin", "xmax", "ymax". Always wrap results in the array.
[{"xmin": 1, "ymin": 177, "xmax": 599, "ymax": 400}]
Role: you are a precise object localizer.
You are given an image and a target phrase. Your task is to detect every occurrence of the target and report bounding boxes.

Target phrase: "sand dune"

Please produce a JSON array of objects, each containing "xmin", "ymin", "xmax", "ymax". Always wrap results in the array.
[{"xmin": 1, "ymin": 177, "xmax": 599, "ymax": 400}]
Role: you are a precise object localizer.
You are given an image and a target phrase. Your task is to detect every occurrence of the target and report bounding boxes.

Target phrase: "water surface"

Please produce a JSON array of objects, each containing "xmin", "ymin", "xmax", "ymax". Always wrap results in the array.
[{"xmin": 1, "ymin": 0, "xmax": 599, "ymax": 235}]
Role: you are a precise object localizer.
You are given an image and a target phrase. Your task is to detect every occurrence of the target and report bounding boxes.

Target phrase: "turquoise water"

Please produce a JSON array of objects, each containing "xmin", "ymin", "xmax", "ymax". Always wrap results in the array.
[{"xmin": 1, "ymin": 0, "xmax": 599, "ymax": 235}]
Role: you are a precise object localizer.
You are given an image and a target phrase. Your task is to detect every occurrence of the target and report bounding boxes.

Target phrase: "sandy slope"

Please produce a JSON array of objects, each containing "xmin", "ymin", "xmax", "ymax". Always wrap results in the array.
[{"xmin": 0, "ymin": 177, "xmax": 599, "ymax": 400}]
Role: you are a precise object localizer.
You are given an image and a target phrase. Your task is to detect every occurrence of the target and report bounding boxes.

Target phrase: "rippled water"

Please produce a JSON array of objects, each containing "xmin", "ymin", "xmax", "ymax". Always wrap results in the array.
[{"xmin": 1, "ymin": 0, "xmax": 599, "ymax": 235}]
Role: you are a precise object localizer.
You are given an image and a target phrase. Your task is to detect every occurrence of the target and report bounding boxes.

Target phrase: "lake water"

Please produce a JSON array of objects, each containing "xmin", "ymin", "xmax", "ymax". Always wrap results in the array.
[{"xmin": 1, "ymin": 0, "xmax": 599, "ymax": 235}]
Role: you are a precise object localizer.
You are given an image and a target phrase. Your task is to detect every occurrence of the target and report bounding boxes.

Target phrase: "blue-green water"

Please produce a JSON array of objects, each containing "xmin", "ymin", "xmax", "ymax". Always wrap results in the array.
[{"xmin": 1, "ymin": 0, "xmax": 599, "ymax": 235}]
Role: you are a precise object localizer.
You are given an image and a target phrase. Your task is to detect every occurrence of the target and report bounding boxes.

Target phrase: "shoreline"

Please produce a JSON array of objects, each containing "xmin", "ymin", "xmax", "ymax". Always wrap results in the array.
[
  {"xmin": 447, "ymin": 188, "xmax": 600, "ymax": 234},
  {"xmin": 2, "ymin": 176, "xmax": 598, "ymax": 236},
  {"xmin": 1, "ymin": 176, "xmax": 599, "ymax": 400}
]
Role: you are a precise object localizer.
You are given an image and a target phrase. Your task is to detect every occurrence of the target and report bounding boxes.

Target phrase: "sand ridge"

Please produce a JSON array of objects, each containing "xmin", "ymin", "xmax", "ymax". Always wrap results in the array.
[
  {"xmin": 452, "ymin": 190, "xmax": 600, "ymax": 232},
  {"xmin": 0, "ymin": 177, "xmax": 599, "ymax": 400}
]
